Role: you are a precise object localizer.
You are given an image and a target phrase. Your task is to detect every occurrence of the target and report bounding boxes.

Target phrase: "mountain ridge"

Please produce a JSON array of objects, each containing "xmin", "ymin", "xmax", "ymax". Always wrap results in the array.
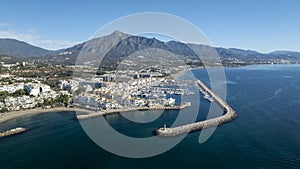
[
  {"xmin": 1, "ymin": 31, "xmax": 300, "ymax": 65},
  {"xmin": 0, "ymin": 38, "xmax": 53, "ymax": 58}
]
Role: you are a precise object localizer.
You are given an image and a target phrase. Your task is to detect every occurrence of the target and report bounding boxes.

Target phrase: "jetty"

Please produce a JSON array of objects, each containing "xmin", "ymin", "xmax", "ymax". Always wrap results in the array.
[
  {"xmin": 76, "ymin": 102, "xmax": 191, "ymax": 120},
  {"xmin": 155, "ymin": 80, "xmax": 237, "ymax": 137},
  {"xmin": 0, "ymin": 127, "xmax": 26, "ymax": 138}
]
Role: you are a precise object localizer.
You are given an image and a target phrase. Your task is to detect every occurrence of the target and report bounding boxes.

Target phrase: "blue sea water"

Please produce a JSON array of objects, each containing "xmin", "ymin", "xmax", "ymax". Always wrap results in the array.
[{"xmin": 1, "ymin": 64, "xmax": 300, "ymax": 169}]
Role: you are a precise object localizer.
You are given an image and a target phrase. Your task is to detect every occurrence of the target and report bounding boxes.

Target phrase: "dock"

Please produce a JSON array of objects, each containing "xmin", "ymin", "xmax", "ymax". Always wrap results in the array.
[
  {"xmin": 155, "ymin": 80, "xmax": 237, "ymax": 137},
  {"xmin": 76, "ymin": 102, "xmax": 191, "ymax": 120},
  {"xmin": 0, "ymin": 127, "xmax": 26, "ymax": 138}
]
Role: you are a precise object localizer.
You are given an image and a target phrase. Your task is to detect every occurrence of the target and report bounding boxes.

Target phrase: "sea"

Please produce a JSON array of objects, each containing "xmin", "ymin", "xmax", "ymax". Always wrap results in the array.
[{"xmin": 1, "ymin": 64, "xmax": 300, "ymax": 169}]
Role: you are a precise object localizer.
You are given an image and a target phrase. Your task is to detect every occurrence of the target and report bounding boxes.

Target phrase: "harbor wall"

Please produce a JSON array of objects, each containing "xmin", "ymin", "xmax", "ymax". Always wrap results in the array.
[
  {"xmin": 155, "ymin": 80, "xmax": 237, "ymax": 137},
  {"xmin": 76, "ymin": 102, "xmax": 191, "ymax": 120}
]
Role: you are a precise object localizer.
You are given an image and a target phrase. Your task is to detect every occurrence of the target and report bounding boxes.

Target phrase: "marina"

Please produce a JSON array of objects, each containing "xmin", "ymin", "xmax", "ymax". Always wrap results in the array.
[
  {"xmin": 76, "ymin": 102, "xmax": 191, "ymax": 120},
  {"xmin": 155, "ymin": 79, "xmax": 237, "ymax": 136},
  {"xmin": 0, "ymin": 65, "xmax": 299, "ymax": 169}
]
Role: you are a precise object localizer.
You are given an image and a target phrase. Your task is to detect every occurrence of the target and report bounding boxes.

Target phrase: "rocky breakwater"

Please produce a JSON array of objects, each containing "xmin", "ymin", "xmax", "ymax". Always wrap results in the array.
[
  {"xmin": 155, "ymin": 80, "xmax": 237, "ymax": 137},
  {"xmin": 0, "ymin": 127, "xmax": 27, "ymax": 138}
]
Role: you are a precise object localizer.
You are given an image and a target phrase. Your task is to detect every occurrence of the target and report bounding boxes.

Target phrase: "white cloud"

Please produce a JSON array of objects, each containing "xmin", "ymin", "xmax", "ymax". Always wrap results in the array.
[
  {"xmin": 38, "ymin": 39, "xmax": 80, "ymax": 50},
  {"xmin": 0, "ymin": 25, "xmax": 79, "ymax": 50},
  {"xmin": 0, "ymin": 23, "xmax": 11, "ymax": 27},
  {"xmin": 0, "ymin": 30, "xmax": 39, "ymax": 42}
]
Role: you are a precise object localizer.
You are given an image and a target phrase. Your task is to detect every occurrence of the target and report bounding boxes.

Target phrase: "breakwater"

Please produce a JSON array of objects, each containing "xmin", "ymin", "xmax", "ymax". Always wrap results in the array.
[
  {"xmin": 155, "ymin": 80, "xmax": 237, "ymax": 137},
  {"xmin": 0, "ymin": 127, "xmax": 26, "ymax": 138},
  {"xmin": 76, "ymin": 102, "xmax": 191, "ymax": 120}
]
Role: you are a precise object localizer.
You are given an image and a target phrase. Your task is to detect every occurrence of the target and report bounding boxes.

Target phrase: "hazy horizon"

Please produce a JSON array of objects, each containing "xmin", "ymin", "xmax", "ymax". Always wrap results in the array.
[{"xmin": 1, "ymin": 30, "xmax": 299, "ymax": 54}]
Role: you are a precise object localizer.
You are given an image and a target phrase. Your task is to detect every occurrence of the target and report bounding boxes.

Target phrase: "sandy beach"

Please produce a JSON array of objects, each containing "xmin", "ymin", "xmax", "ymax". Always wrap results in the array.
[
  {"xmin": 0, "ymin": 107, "xmax": 97, "ymax": 124},
  {"xmin": 172, "ymin": 67, "xmax": 203, "ymax": 79}
]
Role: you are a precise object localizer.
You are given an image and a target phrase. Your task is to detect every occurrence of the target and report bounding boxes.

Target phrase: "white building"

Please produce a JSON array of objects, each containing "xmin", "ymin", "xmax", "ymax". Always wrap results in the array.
[
  {"xmin": 24, "ymin": 83, "xmax": 52, "ymax": 96},
  {"xmin": 0, "ymin": 83, "xmax": 24, "ymax": 93},
  {"xmin": 24, "ymin": 83, "xmax": 40, "ymax": 96}
]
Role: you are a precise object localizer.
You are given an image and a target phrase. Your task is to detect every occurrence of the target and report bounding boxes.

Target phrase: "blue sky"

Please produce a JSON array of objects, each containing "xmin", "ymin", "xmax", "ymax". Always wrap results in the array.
[{"xmin": 0, "ymin": 0, "xmax": 299, "ymax": 53}]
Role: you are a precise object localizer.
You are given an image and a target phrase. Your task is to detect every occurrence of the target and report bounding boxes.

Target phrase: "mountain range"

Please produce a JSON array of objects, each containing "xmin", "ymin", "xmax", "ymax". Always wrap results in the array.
[{"xmin": 0, "ymin": 31, "xmax": 299, "ymax": 66}]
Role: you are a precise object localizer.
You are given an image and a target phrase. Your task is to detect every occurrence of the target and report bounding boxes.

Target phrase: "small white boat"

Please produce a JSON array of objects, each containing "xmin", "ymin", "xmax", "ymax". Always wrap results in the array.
[{"xmin": 208, "ymin": 97, "xmax": 214, "ymax": 102}]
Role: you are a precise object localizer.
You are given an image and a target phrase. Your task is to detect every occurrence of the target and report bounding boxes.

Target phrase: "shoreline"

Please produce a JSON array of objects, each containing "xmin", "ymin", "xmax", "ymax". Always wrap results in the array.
[
  {"xmin": 172, "ymin": 67, "xmax": 202, "ymax": 79},
  {"xmin": 0, "ymin": 66, "xmax": 207, "ymax": 124},
  {"xmin": 0, "ymin": 102, "xmax": 192, "ymax": 124},
  {"xmin": 0, "ymin": 107, "xmax": 97, "ymax": 124},
  {"xmin": 0, "ymin": 64, "xmax": 257, "ymax": 125}
]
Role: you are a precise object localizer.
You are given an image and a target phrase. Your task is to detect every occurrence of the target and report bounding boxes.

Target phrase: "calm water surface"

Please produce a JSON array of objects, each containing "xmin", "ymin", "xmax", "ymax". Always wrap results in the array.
[{"xmin": 1, "ymin": 64, "xmax": 300, "ymax": 169}]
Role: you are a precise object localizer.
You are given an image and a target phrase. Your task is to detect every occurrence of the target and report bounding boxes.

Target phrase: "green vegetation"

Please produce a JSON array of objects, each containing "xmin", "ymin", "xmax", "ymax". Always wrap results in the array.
[
  {"xmin": 55, "ymin": 94, "xmax": 69, "ymax": 106},
  {"xmin": 43, "ymin": 80, "xmax": 58, "ymax": 88},
  {"xmin": 12, "ymin": 89, "xmax": 27, "ymax": 97},
  {"xmin": 0, "ymin": 91, "xmax": 10, "ymax": 101},
  {"xmin": 0, "ymin": 89, "xmax": 27, "ymax": 101},
  {"xmin": 42, "ymin": 99, "xmax": 54, "ymax": 107},
  {"xmin": 42, "ymin": 94, "xmax": 69, "ymax": 107},
  {"xmin": 0, "ymin": 78, "xmax": 14, "ymax": 84},
  {"xmin": 0, "ymin": 107, "xmax": 8, "ymax": 113}
]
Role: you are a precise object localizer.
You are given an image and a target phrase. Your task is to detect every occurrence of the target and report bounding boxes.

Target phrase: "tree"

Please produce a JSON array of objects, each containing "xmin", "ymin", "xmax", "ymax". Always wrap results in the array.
[
  {"xmin": 43, "ymin": 99, "xmax": 52, "ymax": 107},
  {"xmin": 53, "ymin": 94, "xmax": 69, "ymax": 107},
  {"xmin": 0, "ymin": 91, "xmax": 9, "ymax": 102},
  {"xmin": 37, "ymin": 103, "xmax": 43, "ymax": 107},
  {"xmin": 13, "ymin": 89, "xmax": 26, "ymax": 97},
  {"xmin": 0, "ymin": 107, "xmax": 8, "ymax": 113},
  {"xmin": 62, "ymin": 95, "xmax": 69, "ymax": 106}
]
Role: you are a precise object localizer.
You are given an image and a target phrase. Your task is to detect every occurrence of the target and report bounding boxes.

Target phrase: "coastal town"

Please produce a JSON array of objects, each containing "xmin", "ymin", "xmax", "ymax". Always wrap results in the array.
[
  {"xmin": 0, "ymin": 72, "xmax": 71, "ymax": 113},
  {"xmin": 0, "ymin": 57, "xmax": 239, "ymax": 138},
  {"xmin": 2, "ymin": 1, "xmax": 300, "ymax": 168},
  {"xmin": 0, "ymin": 59, "xmax": 194, "ymax": 116}
]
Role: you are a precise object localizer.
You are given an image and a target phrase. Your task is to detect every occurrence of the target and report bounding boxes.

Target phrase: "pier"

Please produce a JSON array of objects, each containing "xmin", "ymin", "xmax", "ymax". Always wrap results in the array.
[
  {"xmin": 155, "ymin": 80, "xmax": 237, "ymax": 137},
  {"xmin": 76, "ymin": 102, "xmax": 191, "ymax": 120},
  {"xmin": 0, "ymin": 127, "xmax": 26, "ymax": 138}
]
